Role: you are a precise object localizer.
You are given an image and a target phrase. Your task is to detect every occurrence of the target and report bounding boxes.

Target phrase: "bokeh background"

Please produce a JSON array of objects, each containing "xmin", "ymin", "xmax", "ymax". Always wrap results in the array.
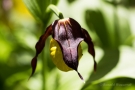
[{"xmin": 0, "ymin": 0, "xmax": 135, "ymax": 90}]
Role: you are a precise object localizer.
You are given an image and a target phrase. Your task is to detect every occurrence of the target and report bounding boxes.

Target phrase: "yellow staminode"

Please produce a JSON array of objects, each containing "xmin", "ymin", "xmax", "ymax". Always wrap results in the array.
[{"xmin": 50, "ymin": 39, "xmax": 83, "ymax": 72}]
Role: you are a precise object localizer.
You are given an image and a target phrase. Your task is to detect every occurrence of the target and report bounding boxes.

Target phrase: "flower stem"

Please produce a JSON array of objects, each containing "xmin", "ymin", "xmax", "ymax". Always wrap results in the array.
[
  {"xmin": 41, "ymin": 24, "xmax": 48, "ymax": 90},
  {"xmin": 41, "ymin": 5, "xmax": 63, "ymax": 90},
  {"xmin": 41, "ymin": 49, "xmax": 46, "ymax": 90},
  {"xmin": 47, "ymin": 4, "xmax": 64, "ymax": 19}
]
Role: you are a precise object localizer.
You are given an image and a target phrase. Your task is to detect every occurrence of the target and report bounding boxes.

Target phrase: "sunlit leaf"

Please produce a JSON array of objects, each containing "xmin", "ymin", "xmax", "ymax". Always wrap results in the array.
[
  {"xmin": 23, "ymin": 0, "xmax": 58, "ymax": 23},
  {"xmin": 85, "ymin": 10, "xmax": 111, "ymax": 48},
  {"xmin": 82, "ymin": 77, "xmax": 135, "ymax": 90},
  {"xmin": 82, "ymin": 46, "xmax": 135, "ymax": 89}
]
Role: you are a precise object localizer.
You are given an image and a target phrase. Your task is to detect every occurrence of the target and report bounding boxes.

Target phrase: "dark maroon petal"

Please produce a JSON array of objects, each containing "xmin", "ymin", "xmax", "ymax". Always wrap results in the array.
[
  {"xmin": 52, "ymin": 18, "xmax": 84, "ymax": 71},
  {"xmin": 30, "ymin": 25, "xmax": 52, "ymax": 78},
  {"xmin": 82, "ymin": 28, "xmax": 97, "ymax": 71},
  {"xmin": 52, "ymin": 18, "xmax": 85, "ymax": 81}
]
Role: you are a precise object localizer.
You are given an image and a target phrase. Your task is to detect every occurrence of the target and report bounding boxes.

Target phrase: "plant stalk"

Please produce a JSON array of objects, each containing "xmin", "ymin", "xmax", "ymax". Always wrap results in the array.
[
  {"xmin": 41, "ymin": 24, "xmax": 48, "ymax": 90},
  {"xmin": 47, "ymin": 4, "xmax": 64, "ymax": 19}
]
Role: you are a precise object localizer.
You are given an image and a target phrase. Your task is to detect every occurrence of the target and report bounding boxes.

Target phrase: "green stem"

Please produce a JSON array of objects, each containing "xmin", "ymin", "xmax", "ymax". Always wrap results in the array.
[
  {"xmin": 113, "ymin": 1, "xmax": 120, "ymax": 47},
  {"xmin": 47, "ymin": 4, "xmax": 64, "ymax": 19},
  {"xmin": 41, "ymin": 49, "xmax": 45, "ymax": 90},
  {"xmin": 41, "ymin": 24, "xmax": 48, "ymax": 90},
  {"xmin": 41, "ymin": 4, "xmax": 63, "ymax": 90}
]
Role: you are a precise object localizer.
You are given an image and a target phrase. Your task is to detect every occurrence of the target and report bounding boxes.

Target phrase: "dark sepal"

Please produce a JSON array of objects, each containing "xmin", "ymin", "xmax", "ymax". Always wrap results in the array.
[
  {"xmin": 76, "ymin": 70, "xmax": 85, "ymax": 83},
  {"xmin": 82, "ymin": 28, "xmax": 97, "ymax": 71},
  {"xmin": 29, "ymin": 25, "xmax": 52, "ymax": 78}
]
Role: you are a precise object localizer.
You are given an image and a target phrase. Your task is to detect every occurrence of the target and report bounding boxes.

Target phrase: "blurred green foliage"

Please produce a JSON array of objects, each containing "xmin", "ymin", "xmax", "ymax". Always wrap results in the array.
[{"xmin": 0, "ymin": 0, "xmax": 135, "ymax": 90}]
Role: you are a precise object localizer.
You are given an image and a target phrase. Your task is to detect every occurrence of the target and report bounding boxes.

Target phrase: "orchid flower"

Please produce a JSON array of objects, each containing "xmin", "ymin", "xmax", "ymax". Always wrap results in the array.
[{"xmin": 30, "ymin": 18, "xmax": 96, "ymax": 82}]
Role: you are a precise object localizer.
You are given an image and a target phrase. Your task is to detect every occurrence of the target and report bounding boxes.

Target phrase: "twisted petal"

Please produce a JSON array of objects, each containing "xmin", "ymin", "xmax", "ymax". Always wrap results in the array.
[
  {"xmin": 30, "ymin": 25, "xmax": 52, "ymax": 78},
  {"xmin": 82, "ymin": 28, "xmax": 97, "ymax": 71}
]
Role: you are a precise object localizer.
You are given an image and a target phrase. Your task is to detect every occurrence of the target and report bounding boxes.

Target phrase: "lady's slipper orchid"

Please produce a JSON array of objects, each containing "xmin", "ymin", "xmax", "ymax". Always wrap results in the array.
[{"xmin": 30, "ymin": 18, "xmax": 96, "ymax": 81}]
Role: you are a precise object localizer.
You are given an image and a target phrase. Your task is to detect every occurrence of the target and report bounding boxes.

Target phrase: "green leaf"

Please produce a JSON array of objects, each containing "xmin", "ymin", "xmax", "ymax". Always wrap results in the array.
[
  {"xmin": 47, "ymin": 4, "xmax": 64, "ymax": 19},
  {"xmin": 85, "ymin": 10, "xmax": 111, "ymax": 48},
  {"xmin": 82, "ymin": 77, "xmax": 135, "ymax": 90},
  {"xmin": 100, "ymin": 3, "xmax": 131, "ymax": 46},
  {"xmin": 82, "ymin": 46, "xmax": 135, "ymax": 89},
  {"xmin": 82, "ymin": 48, "xmax": 120, "ymax": 89},
  {"xmin": 23, "ymin": 0, "xmax": 58, "ymax": 23},
  {"xmin": 116, "ymin": 7, "xmax": 131, "ymax": 45},
  {"xmin": 85, "ymin": 3, "xmax": 131, "ymax": 48}
]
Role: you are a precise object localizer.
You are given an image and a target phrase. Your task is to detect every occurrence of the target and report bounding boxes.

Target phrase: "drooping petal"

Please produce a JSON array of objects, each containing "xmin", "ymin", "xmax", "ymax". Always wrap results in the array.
[
  {"xmin": 82, "ymin": 28, "xmax": 97, "ymax": 71},
  {"xmin": 30, "ymin": 25, "xmax": 52, "ymax": 78}
]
